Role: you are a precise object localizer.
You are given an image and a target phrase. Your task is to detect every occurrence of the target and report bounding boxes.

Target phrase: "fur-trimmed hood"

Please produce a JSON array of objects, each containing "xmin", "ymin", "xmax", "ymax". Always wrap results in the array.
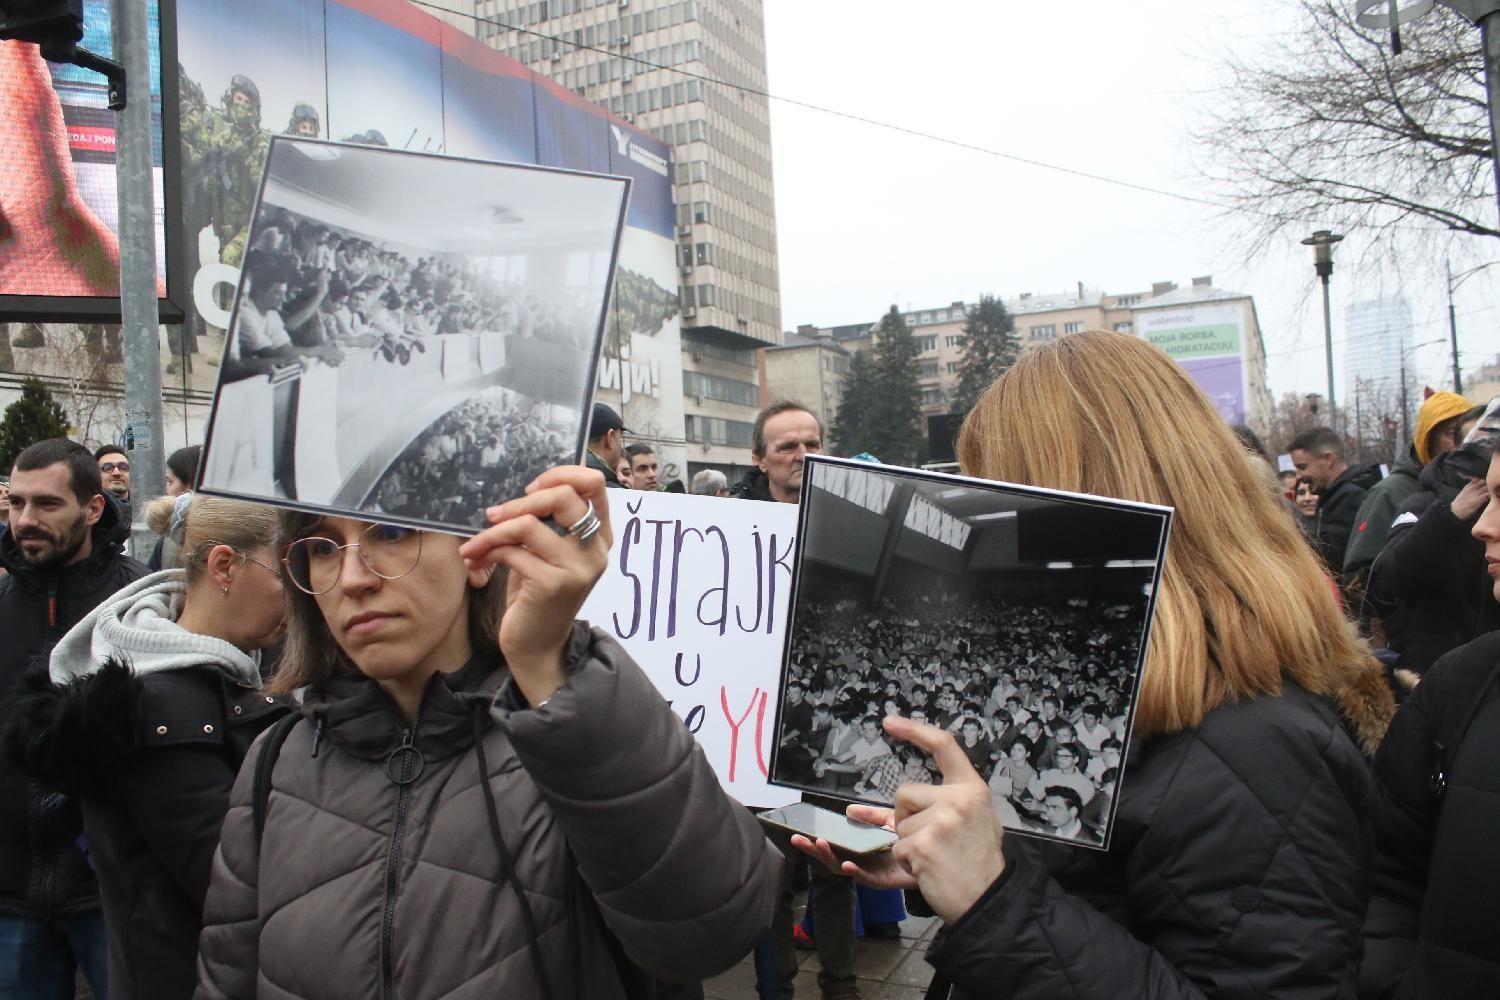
[
  {"xmin": 1332, "ymin": 652, "xmax": 1397, "ymax": 757},
  {"xmin": 49, "ymin": 569, "xmax": 261, "ymax": 688}
]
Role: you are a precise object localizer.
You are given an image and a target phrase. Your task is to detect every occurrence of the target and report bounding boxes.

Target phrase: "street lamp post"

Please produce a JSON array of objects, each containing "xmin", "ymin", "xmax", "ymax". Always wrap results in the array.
[
  {"xmin": 1302, "ymin": 229, "xmax": 1345, "ymax": 436},
  {"xmin": 1357, "ymin": 1, "xmax": 1500, "ymax": 223}
]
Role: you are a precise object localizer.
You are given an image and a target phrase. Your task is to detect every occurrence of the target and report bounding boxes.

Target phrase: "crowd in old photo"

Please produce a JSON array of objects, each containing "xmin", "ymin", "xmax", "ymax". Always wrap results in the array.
[{"xmin": 776, "ymin": 591, "xmax": 1145, "ymax": 845}]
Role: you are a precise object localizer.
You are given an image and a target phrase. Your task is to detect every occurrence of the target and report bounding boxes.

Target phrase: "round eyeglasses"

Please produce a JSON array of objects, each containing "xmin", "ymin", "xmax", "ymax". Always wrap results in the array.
[{"xmin": 282, "ymin": 523, "xmax": 423, "ymax": 596}]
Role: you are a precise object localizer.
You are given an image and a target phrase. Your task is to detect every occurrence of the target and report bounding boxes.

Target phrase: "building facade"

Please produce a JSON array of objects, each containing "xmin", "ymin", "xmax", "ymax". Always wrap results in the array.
[
  {"xmin": 475, "ymin": 0, "xmax": 781, "ymax": 480},
  {"xmin": 759, "ymin": 330, "xmax": 850, "ymax": 434},
  {"xmin": 779, "ymin": 277, "xmax": 1274, "ymax": 460}
]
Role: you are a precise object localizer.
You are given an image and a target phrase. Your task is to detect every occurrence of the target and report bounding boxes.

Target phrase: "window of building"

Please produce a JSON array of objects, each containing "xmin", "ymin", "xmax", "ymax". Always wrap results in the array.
[
  {"xmin": 684, "ymin": 370, "xmax": 759, "ymax": 407},
  {"xmin": 914, "ymin": 335, "xmax": 938, "ymax": 353},
  {"xmin": 694, "ymin": 242, "xmax": 712, "ymax": 265},
  {"xmin": 945, "ymin": 361, "xmax": 959, "ymax": 373},
  {"xmin": 918, "ymin": 361, "xmax": 940, "ymax": 377},
  {"xmin": 945, "ymin": 334, "xmax": 964, "ymax": 348},
  {"xmin": 1113, "ymin": 321, "xmax": 1134, "ymax": 333},
  {"xmin": 1029, "ymin": 324, "xmax": 1057, "ymax": 340},
  {"xmin": 684, "ymin": 335, "xmax": 755, "ymax": 366},
  {"xmin": 1063, "ymin": 321, "xmax": 1083, "ymax": 334},
  {"xmin": 1116, "ymin": 295, "xmax": 1140, "ymax": 307},
  {"xmin": 685, "ymin": 414, "xmax": 755, "ymax": 447},
  {"xmin": 921, "ymin": 388, "xmax": 943, "ymax": 406}
]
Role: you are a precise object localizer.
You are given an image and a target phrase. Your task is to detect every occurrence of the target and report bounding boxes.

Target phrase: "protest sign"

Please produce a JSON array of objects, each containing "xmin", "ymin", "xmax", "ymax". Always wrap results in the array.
[
  {"xmin": 581, "ymin": 490, "xmax": 800, "ymax": 810},
  {"xmin": 197, "ymin": 136, "xmax": 630, "ymax": 534},
  {"xmin": 770, "ymin": 455, "xmax": 1172, "ymax": 851}
]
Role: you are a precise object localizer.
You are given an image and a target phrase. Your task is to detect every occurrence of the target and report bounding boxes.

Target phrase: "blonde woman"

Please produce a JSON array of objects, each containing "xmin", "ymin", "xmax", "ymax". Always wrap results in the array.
[
  {"xmin": 5, "ymin": 496, "xmax": 288, "ymax": 1000},
  {"xmin": 795, "ymin": 331, "xmax": 1393, "ymax": 1000}
]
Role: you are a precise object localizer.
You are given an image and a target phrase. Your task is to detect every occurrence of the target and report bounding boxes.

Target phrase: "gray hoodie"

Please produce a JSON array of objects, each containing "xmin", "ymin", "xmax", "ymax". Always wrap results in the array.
[{"xmin": 49, "ymin": 569, "xmax": 261, "ymax": 687}]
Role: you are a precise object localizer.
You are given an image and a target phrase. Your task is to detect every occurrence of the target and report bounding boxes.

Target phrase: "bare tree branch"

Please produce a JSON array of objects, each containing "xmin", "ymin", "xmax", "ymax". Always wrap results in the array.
[{"xmin": 1194, "ymin": 0, "xmax": 1495, "ymax": 255}]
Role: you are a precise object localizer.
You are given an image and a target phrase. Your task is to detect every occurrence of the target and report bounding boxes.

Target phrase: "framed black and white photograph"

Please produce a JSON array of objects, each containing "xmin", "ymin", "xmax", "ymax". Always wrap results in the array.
[
  {"xmin": 196, "ymin": 136, "xmax": 631, "ymax": 533},
  {"xmin": 768, "ymin": 455, "xmax": 1172, "ymax": 851}
]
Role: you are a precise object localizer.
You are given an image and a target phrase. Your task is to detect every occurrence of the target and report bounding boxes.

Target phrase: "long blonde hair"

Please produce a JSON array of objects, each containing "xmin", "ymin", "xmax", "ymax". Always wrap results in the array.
[{"xmin": 957, "ymin": 332, "xmax": 1390, "ymax": 748}]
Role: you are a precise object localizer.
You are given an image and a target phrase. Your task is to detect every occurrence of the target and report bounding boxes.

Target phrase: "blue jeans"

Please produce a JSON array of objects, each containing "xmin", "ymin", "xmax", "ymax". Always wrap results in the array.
[{"xmin": 0, "ymin": 912, "xmax": 108, "ymax": 1000}]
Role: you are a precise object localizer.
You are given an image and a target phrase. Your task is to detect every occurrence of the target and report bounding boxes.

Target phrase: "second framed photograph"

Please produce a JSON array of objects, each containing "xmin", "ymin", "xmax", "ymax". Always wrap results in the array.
[
  {"xmin": 196, "ymin": 136, "xmax": 631, "ymax": 534},
  {"xmin": 768, "ymin": 455, "xmax": 1172, "ymax": 852}
]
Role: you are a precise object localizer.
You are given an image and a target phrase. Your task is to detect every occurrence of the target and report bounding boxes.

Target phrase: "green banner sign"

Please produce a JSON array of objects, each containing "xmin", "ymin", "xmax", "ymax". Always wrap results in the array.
[{"xmin": 1142, "ymin": 322, "xmax": 1240, "ymax": 360}]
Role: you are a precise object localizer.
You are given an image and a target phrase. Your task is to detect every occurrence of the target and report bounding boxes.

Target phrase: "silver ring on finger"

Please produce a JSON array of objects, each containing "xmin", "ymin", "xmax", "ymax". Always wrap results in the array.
[{"xmin": 565, "ymin": 500, "xmax": 602, "ymax": 545}]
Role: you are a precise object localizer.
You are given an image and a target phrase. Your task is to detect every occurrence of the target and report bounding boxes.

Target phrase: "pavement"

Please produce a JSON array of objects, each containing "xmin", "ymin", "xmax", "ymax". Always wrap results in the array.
[{"xmin": 704, "ymin": 905, "xmax": 940, "ymax": 1000}]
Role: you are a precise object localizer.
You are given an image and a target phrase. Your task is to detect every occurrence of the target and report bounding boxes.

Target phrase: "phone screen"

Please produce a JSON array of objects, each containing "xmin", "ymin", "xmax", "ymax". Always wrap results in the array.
[{"xmin": 757, "ymin": 802, "xmax": 898, "ymax": 855}]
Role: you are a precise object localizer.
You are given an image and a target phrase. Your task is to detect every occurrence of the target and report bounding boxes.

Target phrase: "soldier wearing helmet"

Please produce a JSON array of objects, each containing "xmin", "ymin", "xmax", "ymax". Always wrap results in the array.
[
  {"xmin": 287, "ymin": 102, "xmax": 320, "ymax": 138},
  {"xmin": 222, "ymin": 74, "xmax": 261, "ymax": 135}
]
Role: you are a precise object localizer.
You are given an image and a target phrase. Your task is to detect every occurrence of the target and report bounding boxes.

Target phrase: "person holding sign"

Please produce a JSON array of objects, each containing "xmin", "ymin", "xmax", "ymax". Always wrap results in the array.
[
  {"xmin": 192, "ymin": 467, "xmax": 780, "ymax": 999},
  {"xmin": 793, "ymin": 331, "xmax": 1393, "ymax": 1000}
]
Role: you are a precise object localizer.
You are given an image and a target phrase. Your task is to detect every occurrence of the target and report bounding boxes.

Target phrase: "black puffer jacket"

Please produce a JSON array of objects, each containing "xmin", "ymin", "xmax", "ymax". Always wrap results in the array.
[
  {"xmin": 1362, "ymin": 631, "xmax": 1500, "ymax": 999},
  {"xmin": 1366, "ymin": 448, "xmax": 1500, "ymax": 675},
  {"xmin": 5, "ymin": 663, "xmax": 286, "ymax": 1000},
  {"xmin": 924, "ymin": 671, "xmax": 1393, "ymax": 1000},
  {"xmin": 0, "ymin": 500, "xmax": 146, "ymax": 919}
]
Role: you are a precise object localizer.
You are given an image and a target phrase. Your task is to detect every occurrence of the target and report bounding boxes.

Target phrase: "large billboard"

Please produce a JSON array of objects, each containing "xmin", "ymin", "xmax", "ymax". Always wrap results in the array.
[
  {"xmin": 0, "ymin": 0, "xmax": 185, "ymax": 322},
  {"xmin": 1135, "ymin": 302, "xmax": 1248, "ymax": 425},
  {"xmin": 174, "ymin": 0, "xmax": 683, "ymax": 473}
]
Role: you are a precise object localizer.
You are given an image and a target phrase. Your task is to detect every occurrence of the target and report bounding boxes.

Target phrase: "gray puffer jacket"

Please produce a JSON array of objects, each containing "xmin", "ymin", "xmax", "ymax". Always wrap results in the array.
[{"xmin": 194, "ymin": 623, "xmax": 780, "ymax": 999}]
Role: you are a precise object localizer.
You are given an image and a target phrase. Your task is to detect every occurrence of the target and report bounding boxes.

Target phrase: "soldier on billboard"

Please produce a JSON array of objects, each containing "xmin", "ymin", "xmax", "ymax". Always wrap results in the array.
[
  {"xmin": 178, "ymin": 71, "xmax": 272, "ymax": 372},
  {"xmin": 286, "ymin": 102, "xmax": 320, "ymax": 138},
  {"xmin": 181, "ymin": 73, "xmax": 269, "ymax": 269},
  {"xmin": 342, "ymin": 128, "xmax": 388, "ymax": 147}
]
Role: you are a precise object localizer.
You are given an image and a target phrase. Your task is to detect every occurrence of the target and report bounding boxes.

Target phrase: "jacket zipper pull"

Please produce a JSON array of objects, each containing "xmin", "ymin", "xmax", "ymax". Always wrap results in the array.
[{"xmin": 385, "ymin": 726, "xmax": 424, "ymax": 784}]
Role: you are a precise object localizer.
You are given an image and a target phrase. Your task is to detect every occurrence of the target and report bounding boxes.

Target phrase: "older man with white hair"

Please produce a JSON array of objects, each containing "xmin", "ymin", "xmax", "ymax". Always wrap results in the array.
[{"xmin": 690, "ymin": 469, "xmax": 729, "ymax": 496}]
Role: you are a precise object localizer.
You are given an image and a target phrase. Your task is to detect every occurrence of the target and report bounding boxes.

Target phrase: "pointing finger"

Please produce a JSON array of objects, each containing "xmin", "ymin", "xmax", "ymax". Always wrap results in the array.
[{"xmin": 883, "ymin": 715, "xmax": 983, "ymax": 785}]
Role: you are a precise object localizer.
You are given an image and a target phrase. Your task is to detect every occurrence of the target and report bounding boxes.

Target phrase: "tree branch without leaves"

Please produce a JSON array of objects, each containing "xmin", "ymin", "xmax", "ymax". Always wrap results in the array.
[{"xmin": 1195, "ymin": 0, "xmax": 1496, "ymax": 255}]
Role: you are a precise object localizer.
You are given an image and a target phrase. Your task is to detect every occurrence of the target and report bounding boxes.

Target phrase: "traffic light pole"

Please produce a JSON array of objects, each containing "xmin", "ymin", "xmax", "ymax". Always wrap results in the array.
[{"xmin": 113, "ymin": 0, "xmax": 164, "ymax": 555}]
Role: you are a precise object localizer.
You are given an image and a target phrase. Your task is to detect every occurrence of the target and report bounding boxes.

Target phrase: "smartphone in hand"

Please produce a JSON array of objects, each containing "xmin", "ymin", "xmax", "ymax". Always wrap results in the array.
[{"xmin": 757, "ymin": 802, "xmax": 898, "ymax": 856}]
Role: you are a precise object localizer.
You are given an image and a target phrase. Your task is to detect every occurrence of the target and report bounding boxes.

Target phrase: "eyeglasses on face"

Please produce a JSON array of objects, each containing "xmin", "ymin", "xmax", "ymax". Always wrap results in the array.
[
  {"xmin": 99, "ymin": 461, "xmax": 130, "ymax": 473},
  {"xmin": 281, "ymin": 522, "xmax": 423, "ymax": 596}
]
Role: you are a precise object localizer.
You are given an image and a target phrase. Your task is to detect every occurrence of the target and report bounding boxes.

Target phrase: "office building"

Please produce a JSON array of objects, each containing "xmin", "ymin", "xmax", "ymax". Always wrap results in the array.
[
  {"xmin": 785, "ymin": 277, "xmax": 1273, "ymax": 457},
  {"xmin": 1343, "ymin": 297, "xmax": 1416, "ymax": 443},
  {"xmin": 475, "ymin": 0, "xmax": 781, "ymax": 478}
]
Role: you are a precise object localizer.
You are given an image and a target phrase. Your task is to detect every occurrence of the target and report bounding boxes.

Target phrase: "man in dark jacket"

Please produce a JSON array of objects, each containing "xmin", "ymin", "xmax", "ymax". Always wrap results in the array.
[
  {"xmin": 1367, "ymin": 443, "xmax": 1500, "ymax": 676},
  {"xmin": 730, "ymin": 402, "xmax": 861, "ymax": 999},
  {"xmin": 1290, "ymin": 426, "xmax": 1381, "ymax": 578},
  {"xmin": 585, "ymin": 402, "xmax": 628, "ymax": 488},
  {"xmin": 0, "ymin": 438, "xmax": 147, "ymax": 999},
  {"xmin": 1345, "ymin": 393, "xmax": 1474, "ymax": 594},
  {"xmin": 730, "ymin": 401, "xmax": 823, "ymax": 505}
]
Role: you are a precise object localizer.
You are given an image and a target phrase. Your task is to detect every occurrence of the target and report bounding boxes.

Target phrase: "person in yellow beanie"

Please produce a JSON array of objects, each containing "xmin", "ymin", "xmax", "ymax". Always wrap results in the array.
[{"xmin": 1344, "ymin": 391, "xmax": 1476, "ymax": 598}]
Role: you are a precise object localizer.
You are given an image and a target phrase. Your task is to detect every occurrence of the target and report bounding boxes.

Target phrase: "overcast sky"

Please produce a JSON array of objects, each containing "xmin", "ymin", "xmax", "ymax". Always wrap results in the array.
[{"xmin": 761, "ymin": 0, "xmax": 1500, "ymax": 410}]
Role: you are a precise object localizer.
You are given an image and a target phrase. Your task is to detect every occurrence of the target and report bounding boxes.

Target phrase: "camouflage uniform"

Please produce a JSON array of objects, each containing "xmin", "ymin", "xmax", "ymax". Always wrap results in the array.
[{"xmin": 181, "ymin": 73, "xmax": 269, "ymax": 270}]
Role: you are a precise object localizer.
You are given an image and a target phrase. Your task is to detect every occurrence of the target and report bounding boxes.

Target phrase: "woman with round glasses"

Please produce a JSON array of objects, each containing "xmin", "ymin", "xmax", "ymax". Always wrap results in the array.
[
  {"xmin": 5, "ymin": 496, "xmax": 288, "ymax": 1000},
  {"xmin": 194, "ymin": 467, "xmax": 780, "ymax": 999}
]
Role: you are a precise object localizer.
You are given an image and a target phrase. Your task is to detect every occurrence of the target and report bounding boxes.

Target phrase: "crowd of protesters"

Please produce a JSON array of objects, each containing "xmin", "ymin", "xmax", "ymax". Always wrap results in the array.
[
  {"xmin": 2, "ymin": 330, "xmax": 1500, "ymax": 1000},
  {"xmin": 365, "ymin": 386, "xmax": 575, "ymax": 526},
  {"xmin": 777, "ymin": 593, "xmax": 1140, "ymax": 845},
  {"xmin": 223, "ymin": 206, "xmax": 601, "ymax": 382}
]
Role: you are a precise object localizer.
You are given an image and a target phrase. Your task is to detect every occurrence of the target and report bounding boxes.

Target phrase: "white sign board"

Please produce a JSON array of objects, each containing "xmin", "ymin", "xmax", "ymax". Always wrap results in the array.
[{"xmin": 581, "ymin": 490, "xmax": 800, "ymax": 809}]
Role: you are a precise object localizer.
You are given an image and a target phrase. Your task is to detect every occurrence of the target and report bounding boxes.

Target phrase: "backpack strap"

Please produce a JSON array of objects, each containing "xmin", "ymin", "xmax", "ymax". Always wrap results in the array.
[{"xmin": 252, "ymin": 713, "xmax": 302, "ymax": 846}]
